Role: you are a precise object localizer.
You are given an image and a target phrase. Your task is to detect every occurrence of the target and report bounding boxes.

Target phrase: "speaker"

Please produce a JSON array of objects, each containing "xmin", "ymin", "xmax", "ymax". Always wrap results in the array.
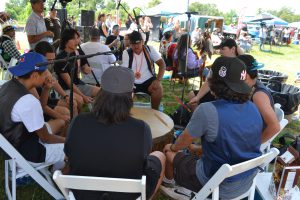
[
  {"xmin": 81, "ymin": 10, "xmax": 95, "ymax": 27},
  {"xmin": 75, "ymin": 26, "xmax": 92, "ymax": 43},
  {"xmin": 56, "ymin": 9, "xmax": 67, "ymax": 25}
]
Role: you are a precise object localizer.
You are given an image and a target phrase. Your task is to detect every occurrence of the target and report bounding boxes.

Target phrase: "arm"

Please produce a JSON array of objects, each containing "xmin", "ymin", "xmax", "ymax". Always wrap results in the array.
[
  {"xmin": 188, "ymin": 81, "xmax": 210, "ymax": 105},
  {"xmin": 102, "ymin": 23, "xmax": 108, "ymax": 37},
  {"xmin": 166, "ymin": 129, "xmax": 194, "ymax": 152},
  {"xmin": 155, "ymin": 58, "xmax": 166, "ymax": 81},
  {"xmin": 253, "ymin": 91, "xmax": 280, "ymax": 143},
  {"xmin": 60, "ymin": 72, "xmax": 92, "ymax": 103},
  {"xmin": 27, "ymin": 31, "xmax": 54, "ymax": 44},
  {"xmin": 36, "ymin": 125, "xmax": 65, "ymax": 144},
  {"xmin": 187, "ymin": 49, "xmax": 203, "ymax": 69}
]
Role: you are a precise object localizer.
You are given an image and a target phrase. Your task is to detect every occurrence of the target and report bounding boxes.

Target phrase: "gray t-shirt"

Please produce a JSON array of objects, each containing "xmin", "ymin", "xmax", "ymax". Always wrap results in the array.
[
  {"xmin": 186, "ymin": 102, "xmax": 257, "ymax": 199},
  {"xmin": 25, "ymin": 12, "xmax": 51, "ymax": 50}
]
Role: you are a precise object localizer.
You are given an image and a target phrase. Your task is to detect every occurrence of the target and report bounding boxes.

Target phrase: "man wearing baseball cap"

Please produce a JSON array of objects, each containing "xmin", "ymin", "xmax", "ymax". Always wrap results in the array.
[
  {"xmin": 65, "ymin": 67, "xmax": 165, "ymax": 199},
  {"xmin": 25, "ymin": 0, "xmax": 54, "ymax": 49},
  {"xmin": 122, "ymin": 31, "xmax": 166, "ymax": 110},
  {"xmin": 0, "ymin": 24, "xmax": 21, "ymax": 63},
  {"xmin": 0, "ymin": 52, "xmax": 65, "ymax": 169},
  {"xmin": 162, "ymin": 57, "xmax": 263, "ymax": 199}
]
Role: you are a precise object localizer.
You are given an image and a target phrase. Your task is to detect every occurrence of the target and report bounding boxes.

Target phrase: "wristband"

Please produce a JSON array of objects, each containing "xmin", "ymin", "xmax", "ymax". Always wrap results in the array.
[{"xmin": 63, "ymin": 95, "xmax": 69, "ymax": 99}]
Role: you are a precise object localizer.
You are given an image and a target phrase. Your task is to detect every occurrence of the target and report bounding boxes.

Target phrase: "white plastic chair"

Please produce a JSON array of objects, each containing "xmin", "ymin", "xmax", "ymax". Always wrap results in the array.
[
  {"xmin": 0, "ymin": 54, "xmax": 8, "ymax": 79},
  {"xmin": 260, "ymin": 107, "xmax": 288, "ymax": 154},
  {"xmin": 3, "ymin": 57, "xmax": 17, "ymax": 80},
  {"xmin": 53, "ymin": 170, "xmax": 146, "ymax": 200},
  {"xmin": 191, "ymin": 148, "xmax": 280, "ymax": 200},
  {"xmin": 0, "ymin": 134, "xmax": 64, "ymax": 200}
]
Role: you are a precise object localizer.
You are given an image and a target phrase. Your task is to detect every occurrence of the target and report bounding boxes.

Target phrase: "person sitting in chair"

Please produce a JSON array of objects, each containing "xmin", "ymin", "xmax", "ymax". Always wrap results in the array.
[
  {"xmin": 122, "ymin": 31, "xmax": 166, "ymax": 110},
  {"xmin": 238, "ymin": 54, "xmax": 280, "ymax": 143},
  {"xmin": 162, "ymin": 57, "xmax": 263, "ymax": 199},
  {"xmin": 173, "ymin": 33, "xmax": 205, "ymax": 77},
  {"xmin": 65, "ymin": 67, "xmax": 165, "ymax": 199},
  {"xmin": 0, "ymin": 52, "xmax": 65, "ymax": 169},
  {"xmin": 0, "ymin": 25, "xmax": 21, "ymax": 64},
  {"xmin": 54, "ymin": 29, "xmax": 100, "ymax": 106}
]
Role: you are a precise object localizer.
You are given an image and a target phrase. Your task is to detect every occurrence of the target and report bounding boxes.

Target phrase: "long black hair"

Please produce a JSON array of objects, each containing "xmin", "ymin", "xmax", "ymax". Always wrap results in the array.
[
  {"xmin": 59, "ymin": 28, "xmax": 79, "ymax": 50},
  {"xmin": 176, "ymin": 33, "xmax": 191, "ymax": 60},
  {"xmin": 92, "ymin": 90, "xmax": 133, "ymax": 124},
  {"xmin": 208, "ymin": 77, "xmax": 250, "ymax": 103}
]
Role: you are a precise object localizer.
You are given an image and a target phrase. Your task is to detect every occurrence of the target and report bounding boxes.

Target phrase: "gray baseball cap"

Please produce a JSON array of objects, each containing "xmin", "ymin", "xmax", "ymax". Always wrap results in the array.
[{"xmin": 101, "ymin": 67, "xmax": 135, "ymax": 93}]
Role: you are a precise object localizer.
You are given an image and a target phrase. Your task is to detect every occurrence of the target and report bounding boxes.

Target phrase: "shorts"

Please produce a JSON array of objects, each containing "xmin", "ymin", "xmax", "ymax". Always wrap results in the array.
[
  {"xmin": 134, "ymin": 77, "xmax": 156, "ymax": 95},
  {"xmin": 173, "ymin": 152, "xmax": 202, "ymax": 192},
  {"xmin": 144, "ymin": 155, "xmax": 162, "ymax": 198},
  {"xmin": 65, "ymin": 84, "xmax": 93, "ymax": 97}
]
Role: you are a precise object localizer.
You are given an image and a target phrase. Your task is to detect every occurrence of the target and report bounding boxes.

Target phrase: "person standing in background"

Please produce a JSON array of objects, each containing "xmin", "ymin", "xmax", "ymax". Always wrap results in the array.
[
  {"xmin": 143, "ymin": 16, "xmax": 153, "ymax": 45},
  {"xmin": 25, "ymin": 0, "xmax": 54, "ymax": 50},
  {"xmin": 44, "ymin": 8, "xmax": 61, "ymax": 49}
]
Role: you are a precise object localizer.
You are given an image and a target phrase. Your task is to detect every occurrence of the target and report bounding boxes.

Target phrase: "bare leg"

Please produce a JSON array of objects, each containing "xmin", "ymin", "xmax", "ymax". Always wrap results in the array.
[
  {"xmin": 91, "ymin": 86, "xmax": 100, "ymax": 97},
  {"xmin": 165, "ymin": 150, "xmax": 177, "ymax": 180},
  {"xmin": 148, "ymin": 151, "xmax": 166, "ymax": 200},
  {"xmin": 149, "ymin": 83, "xmax": 163, "ymax": 110},
  {"xmin": 47, "ymin": 119, "xmax": 65, "ymax": 135}
]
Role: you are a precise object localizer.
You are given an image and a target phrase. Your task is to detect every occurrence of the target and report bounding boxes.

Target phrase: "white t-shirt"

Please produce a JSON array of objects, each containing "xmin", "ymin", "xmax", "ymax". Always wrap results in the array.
[
  {"xmin": 122, "ymin": 45, "xmax": 161, "ymax": 84},
  {"xmin": 11, "ymin": 94, "xmax": 44, "ymax": 132},
  {"xmin": 80, "ymin": 42, "xmax": 116, "ymax": 83}
]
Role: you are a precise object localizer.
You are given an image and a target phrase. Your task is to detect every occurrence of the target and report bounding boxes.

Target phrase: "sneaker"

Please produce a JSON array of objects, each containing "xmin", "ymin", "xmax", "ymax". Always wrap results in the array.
[
  {"xmin": 160, "ymin": 185, "xmax": 195, "ymax": 200},
  {"xmin": 162, "ymin": 177, "xmax": 176, "ymax": 188},
  {"xmin": 16, "ymin": 175, "xmax": 35, "ymax": 186}
]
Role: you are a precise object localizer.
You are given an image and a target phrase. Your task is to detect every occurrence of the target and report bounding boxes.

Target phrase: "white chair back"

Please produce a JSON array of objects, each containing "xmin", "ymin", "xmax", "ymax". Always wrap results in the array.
[
  {"xmin": 0, "ymin": 133, "xmax": 63, "ymax": 200},
  {"xmin": 53, "ymin": 170, "xmax": 146, "ymax": 200},
  {"xmin": 274, "ymin": 103, "xmax": 284, "ymax": 122},
  {"xmin": 192, "ymin": 148, "xmax": 280, "ymax": 200},
  {"xmin": 0, "ymin": 54, "xmax": 8, "ymax": 79}
]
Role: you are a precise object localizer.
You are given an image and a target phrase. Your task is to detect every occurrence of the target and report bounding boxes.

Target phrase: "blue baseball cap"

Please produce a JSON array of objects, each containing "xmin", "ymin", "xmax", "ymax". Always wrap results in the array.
[{"xmin": 9, "ymin": 52, "xmax": 48, "ymax": 76}]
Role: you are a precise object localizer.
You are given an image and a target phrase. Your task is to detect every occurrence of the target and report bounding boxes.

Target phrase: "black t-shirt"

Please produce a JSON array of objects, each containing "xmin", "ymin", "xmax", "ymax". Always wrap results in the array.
[
  {"xmin": 105, "ymin": 35, "xmax": 124, "ymax": 60},
  {"xmin": 65, "ymin": 112, "xmax": 152, "ymax": 199},
  {"xmin": 54, "ymin": 49, "xmax": 88, "ymax": 90},
  {"xmin": 44, "ymin": 17, "xmax": 61, "ymax": 41}
]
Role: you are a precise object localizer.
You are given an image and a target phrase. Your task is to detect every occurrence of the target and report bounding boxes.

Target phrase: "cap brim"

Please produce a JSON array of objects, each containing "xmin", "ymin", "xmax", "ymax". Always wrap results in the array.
[
  {"xmin": 251, "ymin": 62, "xmax": 264, "ymax": 71},
  {"xmin": 224, "ymin": 80, "xmax": 252, "ymax": 94},
  {"xmin": 130, "ymin": 40, "xmax": 142, "ymax": 44},
  {"xmin": 9, "ymin": 65, "xmax": 47, "ymax": 76}
]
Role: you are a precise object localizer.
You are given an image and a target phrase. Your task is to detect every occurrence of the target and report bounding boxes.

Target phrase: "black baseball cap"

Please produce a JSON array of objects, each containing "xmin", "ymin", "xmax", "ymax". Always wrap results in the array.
[
  {"xmin": 212, "ymin": 56, "xmax": 251, "ymax": 94},
  {"xmin": 129, "ymin": 31, "xmax": 143, "ymax": 44},
  {"xmin": 220, "ymin": 38, "xmax": 237, "ymax": 49}
]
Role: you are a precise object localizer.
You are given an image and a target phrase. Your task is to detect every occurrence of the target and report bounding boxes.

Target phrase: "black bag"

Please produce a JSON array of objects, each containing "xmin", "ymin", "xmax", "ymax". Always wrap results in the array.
[{"xmin": 170, "ymin": 103, "xmax": 192, "ymax": 127}]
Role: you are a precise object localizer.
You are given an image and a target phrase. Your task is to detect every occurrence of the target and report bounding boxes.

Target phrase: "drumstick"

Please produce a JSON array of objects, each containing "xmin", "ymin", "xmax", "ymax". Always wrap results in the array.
[
  {"xmin": 154, "ymin": 113, "xmax": 169, "ymax": 128},
  {"xmin": 173, "ymin": 95, "xmax": 192, "ymax": 112}
]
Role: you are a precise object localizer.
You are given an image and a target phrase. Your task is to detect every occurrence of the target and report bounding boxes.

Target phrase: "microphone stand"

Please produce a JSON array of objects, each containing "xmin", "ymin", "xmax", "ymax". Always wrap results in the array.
[
  {"xmin": 181, "ymin": 11, "xmax": 194, "ymax": 101},
  {"xmin": 116, "ymin": 0, "xmax": 135, "ymax": 26},
  {"xmin": 37, "ymin": 50, "xmax": 116, "ymax": 119}
]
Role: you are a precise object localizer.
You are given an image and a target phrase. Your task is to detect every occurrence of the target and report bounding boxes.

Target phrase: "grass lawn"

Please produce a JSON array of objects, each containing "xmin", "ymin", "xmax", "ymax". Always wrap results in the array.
[{"xmin": 1, "ymin": 42, "xmax": 300, "ymax": 199}]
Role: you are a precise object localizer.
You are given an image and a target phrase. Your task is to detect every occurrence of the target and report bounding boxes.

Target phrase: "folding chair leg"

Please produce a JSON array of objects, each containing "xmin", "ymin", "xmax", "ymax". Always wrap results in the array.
[{"xmin": 39, "ymin": 168, "xmax": 56, "ymax": 187}]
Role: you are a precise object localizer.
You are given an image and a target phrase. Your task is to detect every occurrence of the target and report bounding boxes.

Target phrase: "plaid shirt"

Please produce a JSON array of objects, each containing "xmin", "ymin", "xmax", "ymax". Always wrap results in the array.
[{"xmin": 1, "ymin": 35, "xmax": 21, "ymax": 62}]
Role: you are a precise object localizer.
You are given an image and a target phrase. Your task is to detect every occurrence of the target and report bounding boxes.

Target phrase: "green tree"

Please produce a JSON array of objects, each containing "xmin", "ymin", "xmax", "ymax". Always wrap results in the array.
[
  {"xmin": 223, "ymin": 9, "xmax": 237, "ymax": 25},
  {"xmin": 147, "ymin": 0, "xmax": 161, "ymax": 8},
  {"xmin": 189, "ymin": 2, "xmax": 221, "ymax": 16}
]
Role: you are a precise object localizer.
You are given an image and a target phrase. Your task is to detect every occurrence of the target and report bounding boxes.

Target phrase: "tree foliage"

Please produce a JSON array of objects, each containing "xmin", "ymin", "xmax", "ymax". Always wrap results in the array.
[
  {"xmin": 148, "ymin": 0, "xmax": 161, "ymax": 8},
  {"xmin": 258, "ymin": 6, "xmax": 300, "ymax": 23},
  {"xmin": 189, "ymin": 2, "xmax": 222, "ymax": 16}
]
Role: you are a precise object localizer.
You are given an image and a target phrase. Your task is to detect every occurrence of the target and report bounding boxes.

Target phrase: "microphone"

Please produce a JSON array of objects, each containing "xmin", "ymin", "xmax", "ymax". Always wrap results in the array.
[{"xmin": 116, "ymin": 0, "xmax": 121, "ymax": 10}]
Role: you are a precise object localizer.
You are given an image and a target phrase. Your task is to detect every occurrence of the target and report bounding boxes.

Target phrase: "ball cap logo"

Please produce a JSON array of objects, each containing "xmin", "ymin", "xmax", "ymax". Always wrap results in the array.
[
  {"xmin": 240, "ymin": 70, "xmax": 247, "ymax": 80},
  {"xmin": 219, "ymin": 66, "xmax": 227, "ymax": 77}
]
